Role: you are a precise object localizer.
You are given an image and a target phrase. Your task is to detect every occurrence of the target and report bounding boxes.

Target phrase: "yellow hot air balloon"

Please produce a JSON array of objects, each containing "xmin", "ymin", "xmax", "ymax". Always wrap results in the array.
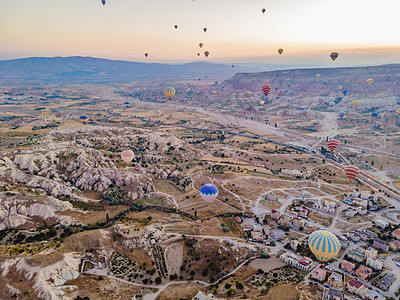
[
  {"xmin": 164, "ymin": 87, "xmax": 176, "ymax": 100},
  {"xmin": 316, "ymin": 73, "xmax": 320, "ymax": 78},
  {"xmin": 260, "ymin": 100, "xmax": 265, "ymax": 105},
  {"xmin": 352, "ymin": 100, "xmax": 358, "ymax": 106},
  {"xmin": 366, "ymin": 78, "xmax": 373, "ymax": 85},
  {"xmin": 212, "ymin": 90, "xmax": 217, "ymax": 94},
  {"xmin": 308, "ymin": 230, "xmax": 341, "ymax": 262},
  {"xmin": 397, "ymin": 109, "xmax": 400, "ymax": 116}
]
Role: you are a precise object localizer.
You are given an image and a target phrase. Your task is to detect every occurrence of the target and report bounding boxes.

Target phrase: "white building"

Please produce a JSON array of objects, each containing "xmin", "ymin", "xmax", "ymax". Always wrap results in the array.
[
  {"xmin": 376, "ymin": 219, "xmax": 389, "ymax": 229},
  {"xmin": 366, "ymin": 257, "xmax": 383, "ymax": 271},
  {"xmin": 364, "ymin": 247, "xmax": 378, "ymax": 260}
]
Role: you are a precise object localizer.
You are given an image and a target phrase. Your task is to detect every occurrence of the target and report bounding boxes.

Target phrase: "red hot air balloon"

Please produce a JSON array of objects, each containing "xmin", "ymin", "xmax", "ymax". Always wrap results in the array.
[
  {"xmin": 262, "ymin": 84, "xmax": 271, "ymax": 96},
  {"xmin": 327, "ymin": 139, "xmax": 339, "ymax": 152},
  {"xmin": 197, "ymin": 53, "xmax": 200, "ymax": 56},
  {"xmin": 345, "ymin": 165, "xmax": 360, "ymax": 181}
]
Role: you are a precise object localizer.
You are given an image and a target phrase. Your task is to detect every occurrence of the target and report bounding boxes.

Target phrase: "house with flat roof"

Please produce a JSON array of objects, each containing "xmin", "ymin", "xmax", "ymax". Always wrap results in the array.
[
  {"xmin": 389, "ymin": 239, "xmax": 400, "ymax": 251},
  {"xmin": 376, "ymin": 273, "xmax": 396, "ymax": 291},
  {"xmin": 341, "ymin": 260, "xmax": 355, "ymax": 273},
  {"xmin": 347, "ymin": 249, "xmax": 364, "ymax": 263},
  {"xmin": 392, "ymin": 228, "xmax": 400, "ymax": 240},
  {"xmin": 356, "ymin": 265, "xmax": 372, "ymax": 280},
  {"xmin": 347, "ymin": 278, "xmax": 367, "ymax": 296},
  {"xmin": 310, "ymin": 267, "xmax": 327, "ymax": 282},
  {"xmin": 327, "ymin": 272, "xmax": 343, "ymax": 289},
  {"xmin": 373, "ymin": 238, "xmax": 389, "ymax": 253}
]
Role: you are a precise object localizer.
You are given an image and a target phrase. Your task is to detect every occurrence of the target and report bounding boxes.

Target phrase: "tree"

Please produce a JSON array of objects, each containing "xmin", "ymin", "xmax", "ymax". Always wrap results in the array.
[
  {"xmin": 236, "ymin": 282, "xmax": 244, "ymax": 289},
  {"xmin": 225, "ymin": 283, "xmax": 232, "ymax": 289},
  {"xmin": 227, "ymin": 288, "xmax": 235, "ymax": 297},
  {"xmin": 155, "ymin": 276, "xmax": 162, "ymax": 284}
]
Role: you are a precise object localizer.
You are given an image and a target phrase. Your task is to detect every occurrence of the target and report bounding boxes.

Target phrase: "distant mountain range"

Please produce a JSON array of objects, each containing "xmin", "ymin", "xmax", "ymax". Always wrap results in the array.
[{"xmin": 0, "ymin": 56, "xmax": 264, "ymax": 83}]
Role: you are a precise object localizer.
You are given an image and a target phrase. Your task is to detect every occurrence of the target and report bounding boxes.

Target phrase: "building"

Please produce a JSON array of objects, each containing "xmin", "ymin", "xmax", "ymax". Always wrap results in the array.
[
  {"xmin": 278, "ymin": 214, "xmax": 292, "ymax": 227},
  {"xmin": 392, "ymin": 228, "xmax": 400, "ymax": 240},
  {"xmin": 270, "ymin": 229, "xmax": 285, "ymax": 241},
  {"xmin": 291, "ymin": 217, "xmax": 306, "ymax": 229},
  {"xmin": 341, "ymin": 260, "xmax": 355, "ymax": 273},
  {"xmin": 375, "ymin": 219, "xmax": 389, "ymax": 229},
  {"xmin": 364, "ymin": 230, "xmax": 378, "ymax": 240},
  {"xmin": 376, "ymin": 273, "xmax": 396, "ymax": 291},
  {"xmin": 271, "ymin": 209, "xmax": 281, "ymax": 220},
  {"xmin": 347, "ymin": 278, "xmax": 367, "ymax": 296},
  {"xmin": 310, "ymin": 267, "xmax": 327, "ymax": 282},
  {"xmin": 366, "ymin": 257, "xmax": 383, "ymax": 271},
  {"xmin": 364, "ymin": 289, "xmax": 386, "ymax": 300},
  {"xmin": 356, "ymin": 265, "xmax": 372, "ymax": 280},
  {"xmin": 364, "ymin": 247, "xmax": 378, "ymax": 259},
  {"xmin": 251, "ymin": 230, "xmax": 263, "ymax": 242},
  {"xmin": 389, "ymin": 239, "xmax": 400, "ymax": 251},
  {"xmin": 344, "ymin": 208, "xmax": 357, "ymax": 219},
  {"xmin": 299, "ymin": 207, "xmax": 308, "ymax": 218},
  {"xmin": 357, "ymin": 206, "xmax": 368, "ymax": 215},
  {"xmin": 281, "ymin": 168, "xmax": 311, "ymax": 179},
  {"xmin": 279, "ymin": 252, "xmax": 313, "ymax": 272},
  {"xmin": 373, "ymin": 238, "xmax": 389, "ymax": 253},
  {"xmin": 348, "ymin": 231, "xmax": 361, "ymax": 242},
  {"xmin": 267, "ymin": 193, "xmax": 277, "ymax": 201},
  {"xmin": 327, "ymin": 288, "xmax": 343, "ymax": 300},
  {"xmin": 344, "ymin": 198, "xmax": 353, "ymax": 205},
  {"xmin": 347, "ymin": 249, "xmax": 364, "ymax": 263},
  {"xmin": 327, "ymin": 272, "xmax": 343, "ymax": 289},
  {"xmin": 290, "ymin": 240, "xmax": 300, "ymax": 251}
]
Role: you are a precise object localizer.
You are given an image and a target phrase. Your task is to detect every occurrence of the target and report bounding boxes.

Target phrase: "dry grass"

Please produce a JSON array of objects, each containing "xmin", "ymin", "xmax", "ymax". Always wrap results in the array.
[
  {"xmin": 265, "ymin": 283, "xmax": 300, "ymax": 300},
  {"xmin": 156, "ymin": 282, "xmax": 207, "ymax": 300}
]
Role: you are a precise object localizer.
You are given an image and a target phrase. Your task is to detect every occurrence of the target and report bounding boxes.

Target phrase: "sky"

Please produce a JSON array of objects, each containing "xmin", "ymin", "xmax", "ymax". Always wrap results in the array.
[{"xmin": 1, "ymin": 0, "xmax": 400, "ymax": 67}]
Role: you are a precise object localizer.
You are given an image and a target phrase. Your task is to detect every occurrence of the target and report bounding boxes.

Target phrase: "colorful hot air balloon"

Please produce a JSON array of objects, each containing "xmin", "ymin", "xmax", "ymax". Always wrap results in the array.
[
  {"xmin": 199, "ymin": 43, "xmax": 203, "ymax": 48},
  {"xmin": 203, "ymin": 28, "xmax": 207, "ymax": 32},
  {"xmin": 308, "ymin": 230, "xmax": 341, "ymax": 262},
  {"xmin": 200, "ymin": 184, "xmax": 218, "ymax": 204},
  {"xmin": 204, "ymin": 51, "xmax": 209, "ymax": 58},
  {"xmin": 339, "ymin": 111, "xmax": 345, "ymax": 119},
  {"xmin": 366, "ymin": 78, "xmax": 373, "ymax": 85},
  {"xmin": 260, "ymin": 100, "xmax": 265, "ymax": 105},
  {"xmin": 262, "ymin": 8, "xmax": 266, "ymax": 13},
  {"xmin": 278, "ymin": 48, "xmax": 283, "ymax": 55},
  {"xmin": 124, "ymin": 101, "xmax": 130, "ymax": 108},
  {"xmin": 145, "ymin": 53, "xmax": 148, "ymax": 58},
  {"xmin": 174, "ymin": 25, "xmax": 178, "ymax": 29},
  {"xmin": 342, "ymin": 89, "xmax": 348, "ymax": 96},
  {"xmin": 352, "ymin": 100, "xmax": 358, "ymax": 106},
  {"xmin": 330, "ymin": 52, "xmax": 339, "ymax": 61},
  {"xmin": 371, "ymin": 112, "xmax": 378, "ymax": 117},
  {"xmin": 345, "ymin": 165, "xmax": 360, "ymax": 181},
  {"xmin": 263, "ymin": 115, "xmax": 270, "ymax": 124},
  {"xmin": 121, "ymin": 150, "xmax": 135, "ymax": 164},
  {"xmin": 79, "ymin": 115, "xmax": 89, "ymax": 124},
  {"xmin": 327, "ymin": 139, "xmax": 339, "ymax": 152},
  {"xmin": 164, "ymin": 87, "xmax": 176, "ymax": 101},
  {"xmin": 262, "ymin": 84, "xmax": 271, "ymax": 96}
]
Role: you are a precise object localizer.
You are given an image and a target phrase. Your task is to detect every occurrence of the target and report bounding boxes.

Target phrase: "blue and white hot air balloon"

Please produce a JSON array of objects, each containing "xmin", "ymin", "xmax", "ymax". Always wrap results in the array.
[
  {"xmin": 308, "ymin": 230, "xmax": 341, "ymax": 262},
  {"xmin": 200, "ymin": 184, "xmax": 218, "ymax": 204}
]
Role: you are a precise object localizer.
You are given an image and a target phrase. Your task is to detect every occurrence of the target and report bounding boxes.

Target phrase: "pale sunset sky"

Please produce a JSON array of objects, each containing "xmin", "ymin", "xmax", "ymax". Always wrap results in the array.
[{"xmin": 1, "ymin": 0, "xmax": 400, "ymax": 66}]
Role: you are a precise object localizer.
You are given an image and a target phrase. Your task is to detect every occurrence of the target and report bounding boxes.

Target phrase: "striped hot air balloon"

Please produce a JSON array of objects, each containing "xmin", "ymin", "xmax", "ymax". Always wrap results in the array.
[
  {"xmin": 79, "ymin": 115, "xmax": 89, "ymax": 124},
  {"xmin": 327, "ymin": 139, "xmax": 339, "ymax": 152},
  {"xmin": 366, "ymin": 78, "xmax": 373, "ymax": 85},
  {"xmin": 308, "ymin": 230, "xmax": 341, "ymax": 262},
  {"xmin": 200, "ymin": 184, "xmax": 218, "ymax": 204},
  {"xmin": 345, "ymin": 165, "xmax": 360, "ymax": 181},
  {"xmin": 262, "ymin": 84, "xmax": 271, "ymax": 96},
  {"xmin": 164, "ymin": 87, "xmax": 176, "ymax": 100},
  {"xmin": 330, "ymin": 52, "xmax": 339, "ymax": 61},
  {"xmin": 121, "ymin": 150, "xmax": 135, "ymax": 164}
]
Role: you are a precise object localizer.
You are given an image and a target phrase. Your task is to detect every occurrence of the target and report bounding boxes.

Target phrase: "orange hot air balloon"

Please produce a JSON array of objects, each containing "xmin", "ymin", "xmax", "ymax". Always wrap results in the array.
[
  {"xmin": 262, "ymin": 84, "xmax": 271, "ymax": 95},
  {"xmin": 264, "ymin": 80, "xmax": 268, "ymax": 84},
  {"xmin": 327, "ymin": 139, "xmax": 339, "ymax": 152},
  {"xmin": 366, "ymin": 78, "xmax": 373, "ymax": 85},
  {"xmin": 278, "ymin": 48, "xmax": 283, "ymax": 55},
  {"xmin": 345, "ymin": 165, "xmax": 360, "ymax": 181}
]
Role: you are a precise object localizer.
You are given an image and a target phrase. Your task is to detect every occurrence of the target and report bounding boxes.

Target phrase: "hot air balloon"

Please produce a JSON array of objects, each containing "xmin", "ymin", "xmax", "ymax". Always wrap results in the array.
[
  {"xmin": 308, "ymin": 230, "xmax": 341, "ymax": 262},
  {"xmin": 245, "ymin": 91, "xmax": 253, "ymax": 98},
  {"xmin": 262, "ymin": 84, "xmax": 271, "ymax": 96},
  {"xmin": 260, "ymin": 100, "xmax": 265, "ymax": 105},
  {"xmin": 371, "ymin": 112, "xmax": 378, "ymax": 117},
  {"xmin": 164, "ymin": 87, "xmax": 176, "ymax": 100},
  {"xmin": 352, "ymin": 100, "xmax": 358, "ymax": 106},
  {"xmin": 339, "ymin": 111, "xmax": 345, "ymax": 119},
  {"xmin": 79, "ymin": 115, "xmax": 89, "ymax": 124},
  {"xmin": 329, "ymin": 101, "xmax": 335, "ymax": 106},
  {"xmin": 174, "ymin": 25, "xmax": 178, "ymax": 29},
  {"xmin": 397, "ymin": 109, "xmax": 400, "ymax": 116},
  {"xmin": 330, "ymin": 52, "xmax": 339, "ymax": 61},
  {"xmin": 199, "ymin": 43, "xmax": 203, "ymax": 48},
  {"xmin": 345, "ymin": 165, "xmax": 360, "ymax": 181},
  {"xmin": 337, "ymin": 85, "xmax": 343, "ymax": 90},
  {"xmin": 264, "ymin": 80, "xmax": 268, "ymax": 84},
  {"xmin": 124, "ymin": 101, "xmax": 130, "ymax": 108},
  {"xmin": 342, "ymin": 89, "xmax": 348, "ymax": 96},
  {"xmin": 204, "ymin": 51, "xmax": 209, "ymax": 58},
  {"xmin": 212, "ymin": 90, "xmax": 217, "ymax": 94},
  {"xmin": 232, "ymin": 65, "xmax": 235, "ymax": 68},
  {"xmin": 263, "ymin": 115, "xmax": 270, "ymax": 124},
  {"xmin": 200, "ymin": 184, "xmax": 218, "ymax": 204},
  {"xmin": 145, "ymin": 53, "xmax": 148, "ymax": 58},
  {"xmin": 121, "ymin": 150, "xmax": 135, "ymax": 164},
  {"xmin": 101, "ymin": 0, "xmax": 106, "ymax": 5},
  {"xmin": 316, "ymin": 73, "xmax": 320, "ymax": 78},
  {"xmin": 366, "ymin": 78, "xmax": 373, "ymax": 85},
  {"xmin": 197, "ymin": 53, "xmax": 200, "ymax": 56},
  {"xmin": 278, "ymin": 48, "xmax": 283, "ymax": 55},
  {"xmin": 327, "ymin": 139, "xmax": 339, "ymax": 152},
  {"xmin": 203, "ymin": 28, "xmax": 207, "ymax": 32},
  {"xmin": 262, "ymin": 8, "xmax": 266, "ymax": 13}
]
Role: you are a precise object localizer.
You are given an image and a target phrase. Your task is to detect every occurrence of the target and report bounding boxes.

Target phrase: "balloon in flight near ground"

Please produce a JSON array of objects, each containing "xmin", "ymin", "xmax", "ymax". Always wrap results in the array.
[
  {"xmin": 352, "ymin": 100, "xmax": 358, "ymax": 106},
  {"xmin": 203, "ymin": 28, "xmax": 207, "ymax": 32},
  {"xmin": 79, "ymin": 115, "xmax": 89, "ymax": 124},
  {"xmin": 308, "ymin": 230, "xmax": 341, "ymax": 262},
  {"xmin": 121, "ymin": 150, "xmax": 135, "ymax": 164},
  {"xmin": 262, "ymin": 84, "xmax": 271, "ymax": 96},
  {"xmin": 337, "ymin": 85, "xmax": 343, "ymax": 90},
  {"xmin": 262, "ymin": 8, "xmax": 266, "ymax": 13},
  {"xmin": 144, "ymin": 53, "xmax": 148, "ymax": 58},
  {"xmin": 327, "ymin": 139, "xmax": 339, "ymax": 152},
  {"xmin": 371, "ymin": 112, "xmax": 378, "ymax": 117},
  {"xmin": 124, "ymin": 101, "xmax": 130, "ymax": 108},
  {"xmin": 330, "ymin": 52, "xmax": 339, "ymax": 61},
  {"xmin": 316, "ymin": 73, "xmax": 320, "ymax": 78},
  {"xmin": 164, "ymin": 87, "xmax": 176, "ymax": 100},
  {"xmin": 200, "ymin": 184, "xmax": 218, "ymax": 204},
  {"xmin": 345, "ymin": 165, "xmax": 360, "ymax": 181},
  {"xmin": 101, "ymin": 0, "xmax": 105, "ymax": 5},
  {"xmin": 260, "ymin": 100, "xmax": 265, "ymax": 105},
  {"xmin": 339, "ymin": 111, "xmax": 345, "ymax": 119},
  {"xmin": 342, "ymin": 89, "xmax": 348, "ymax": 96},
  {"xmin": 366, "ymin": 78, "xmax": 373, "ymax": 85},
  {"xmin": 263, "ymin": 115, "xmax": 270, "ymax": 124},
  {"xmin": 278, "ymin": 48, "xmax": 283, "ymax": 55},
  {"xmin": 329, "ymin": 101, "xmax": 335, "ymax": 106}
]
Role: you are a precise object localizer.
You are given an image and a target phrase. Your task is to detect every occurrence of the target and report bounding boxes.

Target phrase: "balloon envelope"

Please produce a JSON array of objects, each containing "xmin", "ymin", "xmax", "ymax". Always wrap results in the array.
[
  {"xmin": 145, "ymin": 53, "xmax": 148, "ymax": 57},
  {"xmin": 203, "ymin": 28, "xmax": 207, "ymax": 32},
  {"xmin": 308, "ymin": 230, "xmax": 341, "ymax": 262},
  {"xmin": 327, "ymin": 139, "xmax": 339, "ymax": 152},
  {"xmin": 342, "ymin": 89, "xmax": 348, "ymax": 96},
  {"xmin": 262, "ymin": 8, "xmax": 266, "ymax": 13},
  {"xmin": 164, "ymin": 87, "xmax": 176, "ymax": 100},
  {"xmin": 278, "ymin": 48, "xmax": 283, "ymax": 55},
  {"xmin": 121, "ymin": 150, "xmax": 135, "ymax": 164},
  {"xmin": 371, "ymin": 112, "xmax": 378, "ymax": 117},
  {"xmin": 199, "ymin": 43, "xmax": 203, "ymax": 48},
  {"xmin": 339, "ymin": 111, "xmax": 345, "ymax": 118},
  {"xmin": 262, "ymin": 84, "xmax": 271, "ymax": 96},
  {"xmin": 200, "ymin": 184, "xmax": 218, "ymax": 203},
  {"xmin": 204, "ymin": 51, "xmax": 209, "ymax": 58},
  {"xmin": 79, "ymin": 115, "xmax": 89, "ymax": 124},
  {"xmin": 263, "ymin": 115, "xmax": 270, "ymax": 124},
  {"xmin": 366, "ymin": 78, "xmax": 373, "ymax": 85},
  {"xmin": 352, "ymin": 100, "xmax": 358, "ymax": 106},
  {"xmin": 345, "ymin": 165, "xmax": 360, "ymax": 181},
  {"xmin": 330, "ymin": 52, "xmax": 339, "ymax": 61}
]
